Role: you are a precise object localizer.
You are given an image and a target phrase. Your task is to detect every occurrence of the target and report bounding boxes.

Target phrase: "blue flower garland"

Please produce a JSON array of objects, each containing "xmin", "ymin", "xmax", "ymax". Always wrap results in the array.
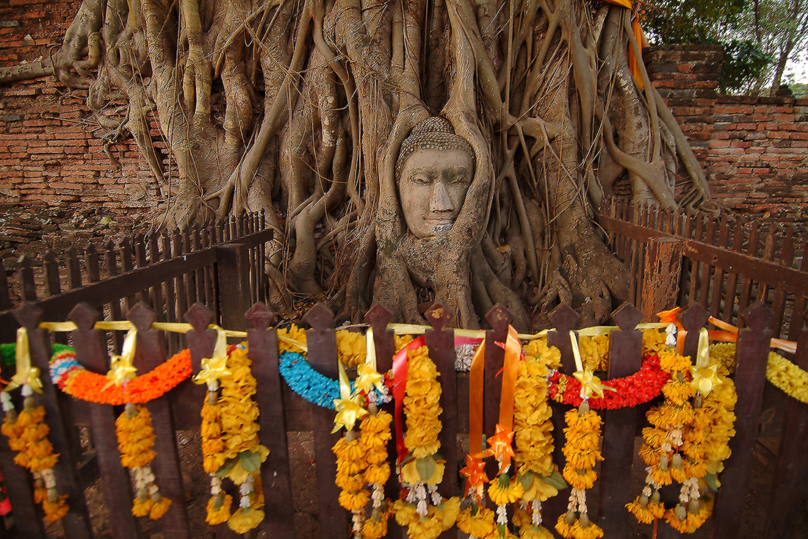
[{"xmin": 279, "ymin": 351, "xmax": 354, "ymax": 409}]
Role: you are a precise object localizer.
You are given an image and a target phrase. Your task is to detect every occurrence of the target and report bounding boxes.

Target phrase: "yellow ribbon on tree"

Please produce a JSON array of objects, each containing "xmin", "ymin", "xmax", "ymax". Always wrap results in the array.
[
  {"xmin": 193, "ymin": 327, "xmax": 231, "ymax": 389},
  {"xmin": 6, "ymin": 328, "xmax": 43, "ymax": 394},
  {"xmin": 106, "ymin": 329, "xmax": 138, "ymax": 389}
]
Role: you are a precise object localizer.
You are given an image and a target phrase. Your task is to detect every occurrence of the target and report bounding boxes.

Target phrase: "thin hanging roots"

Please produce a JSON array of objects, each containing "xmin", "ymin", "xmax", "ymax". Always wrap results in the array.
[{"xmin": 36, "ymin": 0, "xmax": 715, "ymax": 324}]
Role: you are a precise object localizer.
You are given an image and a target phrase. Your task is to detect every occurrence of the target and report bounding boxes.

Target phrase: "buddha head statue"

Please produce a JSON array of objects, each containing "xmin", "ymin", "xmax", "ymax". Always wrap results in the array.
[{"xmin": 395, "ymin": 117, "xmax": 476, "ymax": 239}]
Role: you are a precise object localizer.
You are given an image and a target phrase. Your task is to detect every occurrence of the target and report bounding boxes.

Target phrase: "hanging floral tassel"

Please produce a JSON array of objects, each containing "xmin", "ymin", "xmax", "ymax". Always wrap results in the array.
[
  {"xmin": 556, "ymin": 332, "xmax": 605, "ymax": 539},
  {"xmin": 116, "ymin": 403, "xmax": 172, "ymax": 519},
  {"xmin": 0, "ymin": 329, "xmax": 69, "ymax": 523}
]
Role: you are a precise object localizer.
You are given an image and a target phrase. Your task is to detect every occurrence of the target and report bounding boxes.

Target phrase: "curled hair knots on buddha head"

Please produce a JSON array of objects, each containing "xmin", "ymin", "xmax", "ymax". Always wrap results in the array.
[{"xmin": 395, "ymin": 117, "xmax": 476, "ymax": 182}]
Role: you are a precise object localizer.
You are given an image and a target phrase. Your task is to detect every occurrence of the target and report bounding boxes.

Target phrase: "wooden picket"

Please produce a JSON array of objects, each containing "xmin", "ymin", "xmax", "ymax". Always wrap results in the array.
[{"xmin": 600, "ymin": 199, "xmax": 808, "ymax": 339}]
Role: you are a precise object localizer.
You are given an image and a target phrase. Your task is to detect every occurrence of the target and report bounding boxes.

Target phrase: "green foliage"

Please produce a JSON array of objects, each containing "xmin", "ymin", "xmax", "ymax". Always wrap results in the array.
[
  {"xmin": 641, "ymin": 0, "xmax": 772, "ymax": 92},
  {"xmin": 719, "ymin": 39, "xmax": 773, "ymax": 92},
  {"xmin": 788, "ymin": 83, "xmax": 808, "ymax": 98},
  {"xmin": 642, "ymin": 0, "xmax": 747, "ymax": 45}
]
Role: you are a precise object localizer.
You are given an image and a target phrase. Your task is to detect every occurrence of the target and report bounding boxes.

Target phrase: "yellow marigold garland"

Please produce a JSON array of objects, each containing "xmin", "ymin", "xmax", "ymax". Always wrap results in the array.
[
  {"xmin": 394, "ymin": 344, "xmax": 460, "ymax": 539},
  {"xmin": 278, "ymin": 324, "xmax": 368, "ymax": 368},
  {"xmin": 361, "ymin": 409, "xmax": 393, "ymax": 539},
  {"xmin": 1, "ymin": 393, "xmax": 68, "ymax": 523},
  {"xmin": 211, "ymin": 344, "xmax": 270, "ymax": 534},
  {"xmin": 555, "ymin": 405, "xmax": 604, "ymax": 539},
  {"xmin": 116, "ymin": 403, "xmax": 172, "ymax": 519},
  {"xmin": 512, "ymin": 340, "xmax": 563, "ymax": 538},
  {"xmin": 578, "ymin": 335, "xmax": 609, "ymax": 372},
  {"xmin": 710, "ymin": 343, "xmax": 807, "ymax": 404}
]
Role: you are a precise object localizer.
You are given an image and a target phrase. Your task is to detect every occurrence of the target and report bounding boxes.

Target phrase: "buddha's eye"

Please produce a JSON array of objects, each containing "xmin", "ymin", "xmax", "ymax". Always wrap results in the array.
[{"xmin": 409, "ymin": 175, "xmax": 432, "ymax": 185}]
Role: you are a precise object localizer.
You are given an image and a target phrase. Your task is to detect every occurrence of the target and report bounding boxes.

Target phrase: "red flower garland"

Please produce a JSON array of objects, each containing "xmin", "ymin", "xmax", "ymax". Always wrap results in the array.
[{"xmin": 547, "ymin": 353, "xmax": 669, "ymax": 409}]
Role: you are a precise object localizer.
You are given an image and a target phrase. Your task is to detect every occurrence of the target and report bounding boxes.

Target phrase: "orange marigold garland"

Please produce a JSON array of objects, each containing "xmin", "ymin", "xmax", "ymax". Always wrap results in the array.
[
  {"xmin": 626, "ymin": 349, "xmax": 698, "ymax": 525},
  {"xmin": 50, "ymin": 348, "xmax": 192, "ymax": 405}
]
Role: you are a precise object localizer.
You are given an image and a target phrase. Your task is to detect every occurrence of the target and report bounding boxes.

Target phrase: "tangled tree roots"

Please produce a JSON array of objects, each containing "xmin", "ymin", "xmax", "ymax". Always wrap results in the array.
[{"xmin": 15, "ymin": 0, "xmax": 717, "ymax": 329}]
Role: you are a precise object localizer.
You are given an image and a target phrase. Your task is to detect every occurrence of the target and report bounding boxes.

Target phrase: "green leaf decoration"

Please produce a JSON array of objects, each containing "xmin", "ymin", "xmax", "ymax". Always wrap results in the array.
[
  {"xmin": 541, "ymin": 470, "xmax": 568, "ymax": 490},
  {"xmin": 239, "ymin": 450, "xmax": 261, "ymax": 473},
  {"xmin": 704, "ymin": 472, "xmax": 720, "ymax": 492},
  {"xmin": 498, "ymin": 473, "xmax": 511, "ymax": 488},
  {"xmin": 416, "ymin": 456, "xmax": 436, "ymax": 482},
  {"xmin": 518, "ymin": 471, "xmax": 535, "ymax": 491},
  {"xmin": 215, "ymin": 458, "xmax": 236, "ymax": 478}
]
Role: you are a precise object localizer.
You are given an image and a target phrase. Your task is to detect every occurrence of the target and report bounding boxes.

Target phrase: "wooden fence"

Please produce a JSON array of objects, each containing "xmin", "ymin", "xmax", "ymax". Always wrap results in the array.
[
  {"xmin": 0, "ymin": 212, "xmax": 272, "ymax": 346},
  {"xmin": 598, "ymin": 199, "xmax": 808, "ymax": 341},
  {"xmin": 0, "ymin": 298, "xmax": 805, "ymax": 539}
]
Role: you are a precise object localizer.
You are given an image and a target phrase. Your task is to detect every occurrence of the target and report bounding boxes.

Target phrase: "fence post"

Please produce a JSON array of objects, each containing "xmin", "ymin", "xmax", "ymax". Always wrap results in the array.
[
  {"xmin": 13, "ymin": 302, "xmax": 93, "ymax": 539},
  {"xmin": 304, "ymin": 303, "xmax": 349, "ymax": 539},
  {"xmin": 641, "ymin": 237, "xmax": 683, "ymax": 322},
  {"xmin": 765, "ymin": 312, "xmax": 808, "ymax": 538},
  {"xmin": 69, "ymin": 303, "xmax": 141, "ymax": 539},
  {"xmin": 127, "ymin": 302, "xmax": 191, "ymax": 539},
  {"xmin": 598, "ymin": 303, "xmax": 644, "ymax": 537},
  {"xmin": 712, "ymin": 302, "xmax": 773, "ymax": 539},
  {"xmin": 246, "ymin": 303, "xmax": 295, "ymax": 539},
  {"xmin": 483, "ymin": 304, "xmax": 514, "ymax": 483},
  {"xmin": 216, "ymin": 243, "xmax": 251, "ymax": 330},
  {"xmin": 425, "ymin": 303, "xmax": 457, "ymax": 537},
  {"xmin": 363, "ymin": 304, "xmax": 405, "ymax": 538},
  {"xmin": 544, "ymin": 303, "xmax": 580, "ymax": 525}
]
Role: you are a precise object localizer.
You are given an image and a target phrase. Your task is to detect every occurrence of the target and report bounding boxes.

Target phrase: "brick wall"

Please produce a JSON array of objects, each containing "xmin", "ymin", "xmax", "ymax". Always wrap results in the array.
[
  {"xmin": 644, "ymin": 45, "xmax": 808, "ymax": 237},
  {"xmin": 0, "ymin": 0, "xmax": 163, "ymax": 221}
]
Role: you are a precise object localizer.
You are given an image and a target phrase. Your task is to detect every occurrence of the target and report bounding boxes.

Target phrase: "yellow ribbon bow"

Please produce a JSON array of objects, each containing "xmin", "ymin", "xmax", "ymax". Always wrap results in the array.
[
  {"xmin": 332, "ymin": 355, "xmax": 367, "ymax": 433},
  {"xmin": 6, "ymin": 328, "xmax": 43, "ymax": 394},
  {"xmin": 573, "ymin": 368, "xmax": 615, "ymax": 400},
  {"xmin": 690, "ymin": 364, "xmax": 722, "ymax": 397},
  {"xmin": 354, "ymin": 328, "xmax": 385, "ymax": 396},
  {"xmin": 193, "ymin": 328, "xmax": 231, "ymax": 389},
  {"xmin": 105, "ymin": 329, "xmax": 138, "ymax": 389},
  {"xmin": 570, "ymin": 330, "xmax": 616, "ymax": 400}
]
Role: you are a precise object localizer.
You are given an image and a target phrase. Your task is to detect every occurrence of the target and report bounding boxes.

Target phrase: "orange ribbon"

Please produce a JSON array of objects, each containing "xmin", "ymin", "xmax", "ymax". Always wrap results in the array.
[
  {"xmin": 498, "ymin": 326, "xmax": 522, "ymax": 431},
  {"xmin": 460, "ymin": 454, "xmax": 489, "ymax": 498},
  {"xmin": 628, "ymin": 12, "xmax": 645, "ymax": 89},
  {"xmin": 656, "ymin": 309, "xmax": 797, "ymax": 354}
]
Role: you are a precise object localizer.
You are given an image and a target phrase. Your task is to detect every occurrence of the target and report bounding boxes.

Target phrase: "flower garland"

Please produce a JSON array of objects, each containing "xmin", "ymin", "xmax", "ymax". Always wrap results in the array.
[
  {"xmin": 201, "ymin": 344, "xmax": 269, "ymax": 534},
  {"xmin": 333, "ymin": 408, "xmax": 394, "ymax": 538},
  {"xmin": 711, "ymin": 343, "xmax": 808, "ymax": 404},
  {"xmin": 547, "ymin": 353, "xmax": 669, "ymax": 410},
  {"xmin": 393, "ymin": 344, "xmax": 460, "ymax": 539},
  {"xmin": 1, "ymin": 343, "xmax": 72, "ymax": 367},
  {"xmin": 1, "ymin": 393, "xmax": 69, "ymax": 522},
  {"xmin": 555, "ymin": 404, "xmax": 604, "ymax": 539},
  {"xmin": 277, "ymin": 325, "xmax": 368, "ymax": 368},
  {"xmin": 1, "ymin": 331, "xmax": 69, "ymax": 523},
  {"xmin": 116, "ymin": 403, "xmax": 172, "ymax": 519},
  {"xmin": 512, "ymin": 339, "xmax": 564, "ymax": 539},
  {"xmin": 49, "ymin": 348, "xmax": 192, "ymax": 405}
]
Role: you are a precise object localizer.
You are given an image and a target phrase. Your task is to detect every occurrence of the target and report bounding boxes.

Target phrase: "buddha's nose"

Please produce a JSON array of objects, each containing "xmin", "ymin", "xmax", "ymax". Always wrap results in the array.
[{"xmin": 429, "ymin": 180, "xmax": 454, "ymax": 213}]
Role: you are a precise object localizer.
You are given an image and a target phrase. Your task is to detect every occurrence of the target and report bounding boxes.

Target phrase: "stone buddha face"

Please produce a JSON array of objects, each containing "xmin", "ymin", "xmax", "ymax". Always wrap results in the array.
[{"xmin": 396, "ymin": 118, "xmax": 475, "ymax": 239}]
